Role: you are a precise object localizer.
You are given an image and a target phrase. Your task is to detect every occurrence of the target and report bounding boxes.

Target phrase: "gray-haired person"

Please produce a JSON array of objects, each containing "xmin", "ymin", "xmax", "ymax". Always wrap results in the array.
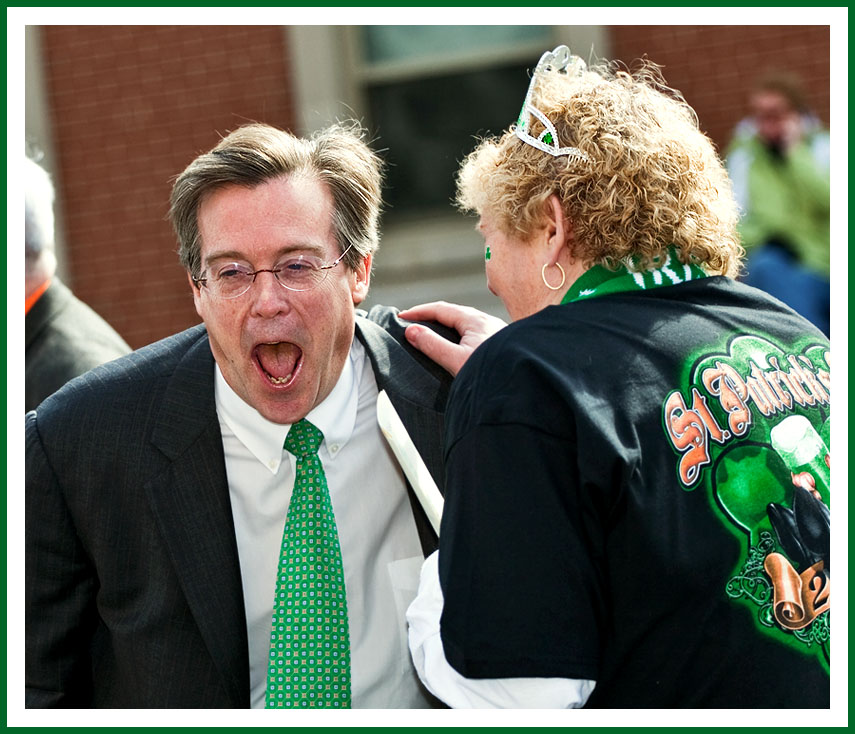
[{"xmin": 25, "ymin": 155, "xmax": 131, "ymax": 411}]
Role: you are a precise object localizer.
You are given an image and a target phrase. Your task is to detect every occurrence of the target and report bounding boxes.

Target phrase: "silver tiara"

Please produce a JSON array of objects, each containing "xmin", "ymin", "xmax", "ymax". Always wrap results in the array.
[{"xmin": 514, "ymin": 45, "xmax": 590, "ymax": 162}]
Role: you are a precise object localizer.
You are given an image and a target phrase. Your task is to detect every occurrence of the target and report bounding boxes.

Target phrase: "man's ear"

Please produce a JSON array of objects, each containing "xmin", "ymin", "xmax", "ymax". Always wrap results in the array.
[
  {"xmin": 351, "ymin": 252, "xmax": 372, "ymax": 306},
  {"xmin": 188, "ymin": 271, "xmax": 204, "ymax": 318},
  {"xmin": 544, "ymin": 193, "xmax": 572, "ymax": 263}
]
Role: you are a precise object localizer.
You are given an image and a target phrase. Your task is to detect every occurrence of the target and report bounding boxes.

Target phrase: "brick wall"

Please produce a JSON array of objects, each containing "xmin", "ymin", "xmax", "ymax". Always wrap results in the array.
[
  {"xmin": 39, "ymin": 26, "xmax": 295, "ymax": 348},
  {"xmin": 608, "ymin": 25, "xmax": 830, "ymax": 153}
]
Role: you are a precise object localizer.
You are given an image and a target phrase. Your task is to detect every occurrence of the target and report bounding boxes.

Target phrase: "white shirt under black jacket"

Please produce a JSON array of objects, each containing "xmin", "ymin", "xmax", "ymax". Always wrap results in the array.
[{"xmin": 215, "ymin": 337, "xmax": 437, "ymax": 708}]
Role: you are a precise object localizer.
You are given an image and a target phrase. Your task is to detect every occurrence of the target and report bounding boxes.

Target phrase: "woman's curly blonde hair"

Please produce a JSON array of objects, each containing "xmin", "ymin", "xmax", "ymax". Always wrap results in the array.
[{"xmin": 456, "ymin": 57, "xmax": 744, "ymax": 277}]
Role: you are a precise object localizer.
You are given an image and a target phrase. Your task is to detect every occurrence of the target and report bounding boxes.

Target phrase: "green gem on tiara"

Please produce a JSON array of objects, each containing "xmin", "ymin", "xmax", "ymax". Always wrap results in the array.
[{"xmin": 511, "ymin": 45, "xmax": 592, "ymax": 163}]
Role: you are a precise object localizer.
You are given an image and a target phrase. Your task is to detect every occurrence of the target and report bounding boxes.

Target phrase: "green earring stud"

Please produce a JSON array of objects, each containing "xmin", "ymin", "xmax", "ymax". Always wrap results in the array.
[{"xmin": 485, "ymin": 246, "xmax": 491, "ymax": 261}]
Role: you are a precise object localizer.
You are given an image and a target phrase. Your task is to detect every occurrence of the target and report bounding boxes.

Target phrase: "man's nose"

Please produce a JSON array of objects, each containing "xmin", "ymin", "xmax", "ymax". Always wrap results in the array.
[{"xmin": 250, "ymin": 271, "xmax": 291, "ymax": 317}]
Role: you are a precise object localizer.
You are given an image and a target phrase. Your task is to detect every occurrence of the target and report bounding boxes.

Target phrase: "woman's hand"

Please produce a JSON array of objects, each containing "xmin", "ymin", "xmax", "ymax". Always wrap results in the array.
[{"xmin": 400, "ymin": 301, "xmax": 506, "ymax": 376}]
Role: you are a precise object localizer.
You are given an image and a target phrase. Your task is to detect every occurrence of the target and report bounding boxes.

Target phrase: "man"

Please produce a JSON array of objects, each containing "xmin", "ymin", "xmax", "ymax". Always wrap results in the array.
[
  {"xmin": 726, "ymin": 71, "xmax": 830, "ymax": 335},
  {"xmin": 25, "ymin": 122, "xmax": 500, "ymax": 708},
  {"xmin": 25, "ymin": 155, "xmax": 131, "ymax": 412}
]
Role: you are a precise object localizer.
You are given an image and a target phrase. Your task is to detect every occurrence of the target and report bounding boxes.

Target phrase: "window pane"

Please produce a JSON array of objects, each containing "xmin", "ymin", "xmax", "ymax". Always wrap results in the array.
[
  {"xmin": 368, "ymin": 62, "xmax": 531, "ymax": 214},
  {"xmin": 363, "ymin": 25, "xmax": 550, "ymax": 64}
]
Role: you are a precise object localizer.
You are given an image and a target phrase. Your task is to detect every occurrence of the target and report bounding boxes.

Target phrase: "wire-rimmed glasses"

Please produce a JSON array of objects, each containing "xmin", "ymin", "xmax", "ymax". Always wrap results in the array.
[{"xmin": 193, "ymin": 244, "xmax": 354, "ymax": 299}]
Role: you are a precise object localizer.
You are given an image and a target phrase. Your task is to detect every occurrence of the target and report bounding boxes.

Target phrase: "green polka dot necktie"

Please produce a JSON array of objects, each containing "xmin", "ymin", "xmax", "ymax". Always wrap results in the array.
[{"xmin": 265, "ymin": 419, "xmax": 351, "ymax": 708}]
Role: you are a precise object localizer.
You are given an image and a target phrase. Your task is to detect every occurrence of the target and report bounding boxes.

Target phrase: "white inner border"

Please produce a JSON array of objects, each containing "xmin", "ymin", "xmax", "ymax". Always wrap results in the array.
[{"xmin": 8, "ymin": 7, "xmax": 848, "ymax": 728}]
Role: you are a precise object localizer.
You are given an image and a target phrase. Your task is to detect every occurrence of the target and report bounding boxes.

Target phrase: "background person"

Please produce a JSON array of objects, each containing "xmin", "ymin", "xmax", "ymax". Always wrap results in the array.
[
  {"xmin": 404, "ymin": 47, "xmax": 831, "ymax": 708},
  {"xmin": 25, "ymin": 155, "xmax": 131, "ymax": 412},
  {"xmin": 725, "ymin": 71, "xmax": 831, "ymax": 335},
  {"xmin": 25, "ymin": 122, "xmax": 498, "ymax": 708}
]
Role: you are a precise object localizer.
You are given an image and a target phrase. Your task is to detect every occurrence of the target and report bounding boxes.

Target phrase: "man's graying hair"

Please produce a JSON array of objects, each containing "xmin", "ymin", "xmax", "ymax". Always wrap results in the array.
[{"xmin": 170, "ymin": 122, "xmax": 383, "ymax": 280}]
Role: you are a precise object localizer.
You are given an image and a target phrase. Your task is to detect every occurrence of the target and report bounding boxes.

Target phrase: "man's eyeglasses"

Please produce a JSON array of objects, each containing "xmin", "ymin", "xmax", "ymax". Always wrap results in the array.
[{"xmin": 193, "ymin": 244, "xmax": 353, "ymax": 299}]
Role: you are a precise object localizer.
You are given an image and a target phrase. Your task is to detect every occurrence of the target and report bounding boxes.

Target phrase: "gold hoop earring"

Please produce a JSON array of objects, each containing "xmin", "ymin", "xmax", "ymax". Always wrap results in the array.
[{"xmin": 541, "ymin": 262, "xmax": 566, "ymax": 291}]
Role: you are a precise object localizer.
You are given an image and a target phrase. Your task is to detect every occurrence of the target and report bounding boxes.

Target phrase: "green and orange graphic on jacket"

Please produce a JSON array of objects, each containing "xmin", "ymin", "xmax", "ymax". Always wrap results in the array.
[{"xmin": 662, "ymin": 333, "xmax": 830, "ymax": 672}]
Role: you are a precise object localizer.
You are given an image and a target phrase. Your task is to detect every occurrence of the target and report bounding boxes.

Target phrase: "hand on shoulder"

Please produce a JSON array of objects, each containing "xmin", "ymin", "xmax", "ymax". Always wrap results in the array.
[{"xmin": 399, "ymin": 301, "xmax": 506, "ymax": 377}]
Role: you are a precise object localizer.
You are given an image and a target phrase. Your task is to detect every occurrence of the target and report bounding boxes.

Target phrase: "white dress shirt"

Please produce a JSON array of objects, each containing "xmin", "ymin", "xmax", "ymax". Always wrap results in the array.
[
  {"xmin": 215, "ymin": 337, "xmax": 437, "ymax": 708},
  {"xmin": 407, "ymin": 551, "xmax": 596, "ymax": 708}
]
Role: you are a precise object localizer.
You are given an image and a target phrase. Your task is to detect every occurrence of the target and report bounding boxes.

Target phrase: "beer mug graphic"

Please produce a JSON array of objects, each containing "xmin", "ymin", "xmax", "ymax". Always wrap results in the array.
[{"xmin": 770, "ymin": 415, "xmax": 830, "ymax": 506}]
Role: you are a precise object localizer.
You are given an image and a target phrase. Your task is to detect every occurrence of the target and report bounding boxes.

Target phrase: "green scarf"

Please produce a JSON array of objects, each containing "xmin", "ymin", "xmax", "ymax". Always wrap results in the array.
[{"xmin": 561, "ymin": 247, "xmax": 709, "ymax": 305}]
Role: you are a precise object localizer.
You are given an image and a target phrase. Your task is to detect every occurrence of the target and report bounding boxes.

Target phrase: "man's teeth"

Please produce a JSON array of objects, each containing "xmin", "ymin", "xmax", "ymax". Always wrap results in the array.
[{"xmin": 269, "ymin": 372, "xmax": 293, "ymax": 385}]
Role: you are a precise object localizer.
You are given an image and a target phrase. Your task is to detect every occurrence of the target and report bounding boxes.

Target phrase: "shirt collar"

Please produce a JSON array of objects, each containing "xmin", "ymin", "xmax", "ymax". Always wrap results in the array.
[{"xmin": 215, "ymin": 338, "xmax": 363, "ymax": 474}]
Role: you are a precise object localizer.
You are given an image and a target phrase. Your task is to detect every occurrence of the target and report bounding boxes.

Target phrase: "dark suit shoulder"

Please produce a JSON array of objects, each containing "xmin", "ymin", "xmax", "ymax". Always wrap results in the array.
[
  {"xmin": 33, "ymin": 324, "xmax": 210, "ymax": 434},
  {"xmin": 360, "ymin": 303, "xmax": 458, "ymax": 344},
  {"xmin": 357, "ymin": 304, "xmax": 458, "ymax": 402},
  {"xmin": 26, "ymin": 280, "xmax": 130, "ymax": 356},
  {"xmin": 25, "ymin": 281, "xmax": 133, "ymax": 411},
  {"xmin": 360, "ymin": 303, "xmax": 403, "ymax": 332}
]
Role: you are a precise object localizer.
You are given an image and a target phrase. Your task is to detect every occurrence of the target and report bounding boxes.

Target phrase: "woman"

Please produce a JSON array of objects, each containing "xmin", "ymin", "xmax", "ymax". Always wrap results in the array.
[{"xmin": 403, "ymin": 47, "xmax": 831, "ymax": 708}]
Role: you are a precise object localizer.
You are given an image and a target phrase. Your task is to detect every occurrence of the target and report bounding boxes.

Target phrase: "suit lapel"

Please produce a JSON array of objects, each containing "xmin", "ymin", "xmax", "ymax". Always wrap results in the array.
[
  {"xmin": 144, "ymin": 330, "xmax": 250, "ymax": 707},
  {"xmin": 137, "ymin": 314, "xmax": 449, "ymax": 699}
]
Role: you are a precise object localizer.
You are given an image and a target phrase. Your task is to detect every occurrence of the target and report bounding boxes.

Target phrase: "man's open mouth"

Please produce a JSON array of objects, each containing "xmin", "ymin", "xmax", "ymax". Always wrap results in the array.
[{"xmin": 253, "ymin": 342, "xmax": 302, "ymax": 387}]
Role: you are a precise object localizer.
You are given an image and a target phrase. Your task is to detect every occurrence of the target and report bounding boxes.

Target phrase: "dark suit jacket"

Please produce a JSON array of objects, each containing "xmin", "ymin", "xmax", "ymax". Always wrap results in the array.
[
  {"xmin": 25, "ymin": 305, "xmax": 454, "ymax": 708},
  {"xmin": 25, "ymin": 279, "xmax": 131, "ymax": 413}
]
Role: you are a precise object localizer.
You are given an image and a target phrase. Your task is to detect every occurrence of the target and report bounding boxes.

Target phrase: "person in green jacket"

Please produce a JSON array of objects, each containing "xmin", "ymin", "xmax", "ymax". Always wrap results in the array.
[{"xmin": 725, "ymin": 71, "xmax": 830, "ymax": 335}]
